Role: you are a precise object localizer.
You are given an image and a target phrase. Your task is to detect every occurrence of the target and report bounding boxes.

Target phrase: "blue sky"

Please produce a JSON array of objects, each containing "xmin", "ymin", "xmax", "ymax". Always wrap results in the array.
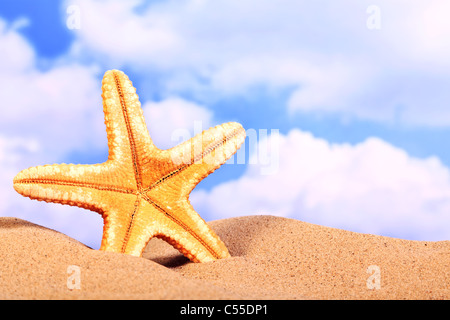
[{"xmin": 1, "ymin": 0, "xmax": 449, "ymax": 248}]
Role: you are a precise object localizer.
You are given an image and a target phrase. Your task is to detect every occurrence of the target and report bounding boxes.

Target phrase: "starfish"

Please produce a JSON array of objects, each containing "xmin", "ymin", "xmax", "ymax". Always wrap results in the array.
[{"xmin": 13, "ymin": 70, "xmax": 246, "ymax": 263}]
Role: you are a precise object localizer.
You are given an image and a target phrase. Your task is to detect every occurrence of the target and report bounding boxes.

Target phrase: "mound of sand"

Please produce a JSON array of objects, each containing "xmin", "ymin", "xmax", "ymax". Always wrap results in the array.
[{"xmin": 0, "ymin": 215, "xmax": 448, "ymax": 299}]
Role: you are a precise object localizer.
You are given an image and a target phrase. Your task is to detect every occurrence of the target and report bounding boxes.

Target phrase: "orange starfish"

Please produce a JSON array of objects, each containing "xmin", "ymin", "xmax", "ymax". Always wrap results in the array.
[{"xmin": 13, "ymin": 70, "xmax": 245, "ymax": 262}]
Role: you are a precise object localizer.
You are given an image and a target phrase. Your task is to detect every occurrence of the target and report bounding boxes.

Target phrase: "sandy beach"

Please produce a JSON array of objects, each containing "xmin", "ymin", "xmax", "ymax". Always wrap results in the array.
[{"xmin": 0, "ymin": 215, "xmax": 448, "ymax": 299}]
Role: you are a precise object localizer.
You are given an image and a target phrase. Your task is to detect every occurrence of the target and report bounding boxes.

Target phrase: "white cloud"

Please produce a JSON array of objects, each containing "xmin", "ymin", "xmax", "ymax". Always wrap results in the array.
[
  {"xmin": 143, "ymin": 97, "xmax": 213, "ymax": 149},
  {"xmin": 0, "ymin": 19, "xmax": 105, "ymax": 158},
  {"xmin": 0, "ymin": 64, "xmax": 105, "ymax": 157},
  {"xmin": 65, "ymin": 0, "xmax": 450, "ymax": 126},
  {"xmin": 0, "ymin": 19, "xmax": 34, "ymax": 73},
  {"xmin": 65, "ymin": 0, "xmax": 182, "ymax": 68},
  {"xmin": 0, "ymin": 136, "xmax": 38, "ymax": 212},
  {"xmin": 191, "ymin": 129, "xmax": 450, "ymax": 241}
]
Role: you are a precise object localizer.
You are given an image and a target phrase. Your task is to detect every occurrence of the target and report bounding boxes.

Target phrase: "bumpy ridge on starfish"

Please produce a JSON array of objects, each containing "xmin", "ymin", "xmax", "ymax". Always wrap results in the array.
[{"xmin": 13, "ymin": 69, "xmax": 246, "ymax": 263}]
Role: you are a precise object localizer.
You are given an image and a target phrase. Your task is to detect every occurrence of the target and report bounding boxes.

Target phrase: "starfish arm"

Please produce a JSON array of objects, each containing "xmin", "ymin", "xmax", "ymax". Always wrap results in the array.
[
  {"xmin": 165, "ymin": 121, "xmax": 246, "ymax": 197},
  {"xmin": 102, "ymin": 70, "xmax": 155, "ymax": 189},
  {"xmin": 124, "ymin": 195, "xmax": 230, "ymax": 262},
  {"xmin": 99, "ymin": 193, "xmax": 144, "ymax": 253},
  {"xmin": 112, "ymin": 196, "xmax": 159, "ymax": 257},
  {"xmin": 13, "ymin": 162, "xmax": 136, "ymax": 208}
]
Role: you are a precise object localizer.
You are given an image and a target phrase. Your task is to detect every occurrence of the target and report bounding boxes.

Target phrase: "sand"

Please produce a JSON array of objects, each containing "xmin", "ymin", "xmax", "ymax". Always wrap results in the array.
[{"xmin": 0, "ymin": 215, "xmax": 448, "ymax": 299}]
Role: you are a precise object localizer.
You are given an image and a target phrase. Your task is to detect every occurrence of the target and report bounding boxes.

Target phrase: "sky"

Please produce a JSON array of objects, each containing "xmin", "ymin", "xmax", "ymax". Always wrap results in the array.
[{"xmin": 0, "ymin": 0, "xmax": 449, "ymax": 249}]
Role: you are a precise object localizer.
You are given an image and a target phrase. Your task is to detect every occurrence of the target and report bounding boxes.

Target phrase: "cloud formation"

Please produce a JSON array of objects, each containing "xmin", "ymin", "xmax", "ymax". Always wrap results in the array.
[
  {"xmin": 191, "ymin": 129, "xmax": 450, "ymax": 241},
  {"xmin": 0, "ymin": 18, "xmax": 104, "ymax": 158},
  {"xmin": 66, "ymin": 0, "xmax": 450, "ymax": 126},
  {"xmin": 143, "ymin": 97, "xmax": 213, "ymax": 149}
]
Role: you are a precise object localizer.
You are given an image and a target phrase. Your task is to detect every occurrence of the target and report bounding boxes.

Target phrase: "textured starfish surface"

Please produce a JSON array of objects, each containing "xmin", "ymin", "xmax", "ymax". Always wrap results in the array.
[{"xmin": 13, "ymin": 70, "xmax": 246, "ymax": 263}]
